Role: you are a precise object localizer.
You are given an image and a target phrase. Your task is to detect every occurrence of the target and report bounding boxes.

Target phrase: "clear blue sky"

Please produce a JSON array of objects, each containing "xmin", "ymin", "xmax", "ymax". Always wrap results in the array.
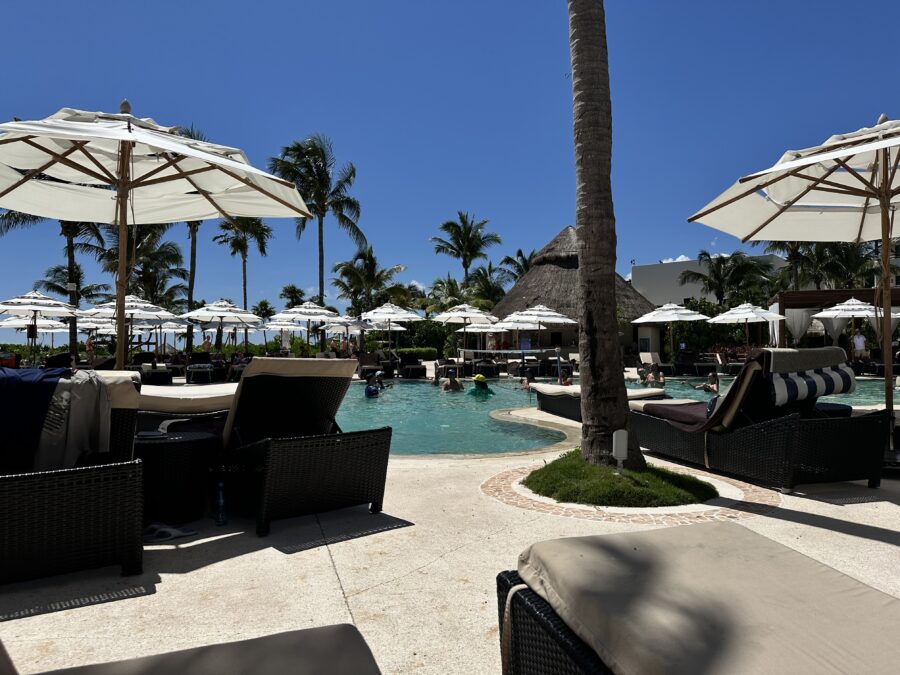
[{"xmin": 2, "ymin": 0, "xmax": 900, "ymax": 345}]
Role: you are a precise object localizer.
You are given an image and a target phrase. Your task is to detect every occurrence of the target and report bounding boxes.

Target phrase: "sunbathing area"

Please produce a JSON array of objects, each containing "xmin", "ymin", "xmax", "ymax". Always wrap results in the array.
[{"xmin": 4, "ymin": 3, "xmax": 900, "ymax": 674}]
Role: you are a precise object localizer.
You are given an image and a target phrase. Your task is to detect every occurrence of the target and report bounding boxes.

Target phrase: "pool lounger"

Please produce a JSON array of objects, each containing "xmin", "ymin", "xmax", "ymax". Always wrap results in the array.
[{"xmin": 529, "ymin": 383, "xmax": 666, "ymax": 422}]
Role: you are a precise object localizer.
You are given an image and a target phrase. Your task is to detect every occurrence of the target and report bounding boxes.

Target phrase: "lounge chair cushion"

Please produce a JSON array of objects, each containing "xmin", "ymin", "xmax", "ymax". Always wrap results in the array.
[
  {"xmin": 33, "ymin": 624, "xmax": 381, "ymax": 674},
  {"xmin": 140, "ymin": 382, "xmax": 237, "ymax": 414},
  {"xmin": 95, "ymin": 371, "xmax": 142, "ymax": 410},
  {"xmin": 770, "ymin": 364, "xmax": 855, "ymax": 406},
  {"xmin": 628, "ymin": 398, "xmax": 697, "ymax": 412},
  {"xmin": 517, "ymin": 522, "xmax": 900, "ymax": 675},
  {"xmin": 530, "ymin": 383, "xmax": 665, "ymax": 400}
]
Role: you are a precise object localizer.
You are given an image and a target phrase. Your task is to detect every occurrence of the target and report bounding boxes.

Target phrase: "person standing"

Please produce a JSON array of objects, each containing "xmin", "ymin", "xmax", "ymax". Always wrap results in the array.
[{"xmin": 851, "ymin": 329, "xmax": 867, "ymax": 360}]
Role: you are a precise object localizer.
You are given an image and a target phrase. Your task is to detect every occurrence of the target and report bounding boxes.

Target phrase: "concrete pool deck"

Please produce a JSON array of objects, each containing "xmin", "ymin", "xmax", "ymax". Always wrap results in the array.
[{"xmin": 1, "ymin": 409, "xmax": 898, "ymax": 674}]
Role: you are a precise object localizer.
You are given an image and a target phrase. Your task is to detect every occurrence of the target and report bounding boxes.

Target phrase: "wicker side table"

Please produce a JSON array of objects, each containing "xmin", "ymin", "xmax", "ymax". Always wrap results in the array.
[{"xmin": 134, "ymin": 431, "xmax": 220, "ymax": 525}]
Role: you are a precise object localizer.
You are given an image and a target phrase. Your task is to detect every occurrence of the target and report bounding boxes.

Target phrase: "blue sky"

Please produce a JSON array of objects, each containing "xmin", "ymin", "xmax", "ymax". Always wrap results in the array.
[{"xmin": 2, "ymin": 0, "xmax": 900, "ymax": 345}]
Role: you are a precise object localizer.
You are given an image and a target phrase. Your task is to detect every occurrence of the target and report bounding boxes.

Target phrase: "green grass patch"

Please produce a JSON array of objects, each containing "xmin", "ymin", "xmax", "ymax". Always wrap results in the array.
[{"xmin": 523, "ymin": 450, "xmax": 718, "ymax": 507}]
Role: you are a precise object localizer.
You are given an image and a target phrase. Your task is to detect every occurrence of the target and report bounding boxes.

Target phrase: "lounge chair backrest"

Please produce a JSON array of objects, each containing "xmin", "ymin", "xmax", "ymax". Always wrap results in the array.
[
  {"xmin": 223, "ymin": 357, "xmax": 356, "ymax": 448},
  {"xmin": 189, "ymin": 352, "xmax": 211, "ymax": 366},
  {"xmin": 638, "ymin": 352, "xmax": 654, "ymax": 366}
]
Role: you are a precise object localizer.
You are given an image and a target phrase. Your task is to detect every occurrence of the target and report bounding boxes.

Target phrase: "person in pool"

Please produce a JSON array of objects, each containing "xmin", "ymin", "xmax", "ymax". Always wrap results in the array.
[
  {"xmin": 443, "ymin": 369, "xmax": 463, "ymax": 392},
  {"xmin": 365, "ymin": 372, "xmax": 386, "ymax": 398},
  {"xmin": 467, "ymin": 373, "xmax": 496, "ymax": 398},
  {"xmin": 694, "ymin": 372, "xmax": 719, "ymax": 393},
  {"xmin": 375, "ymin": 371, "xmax": 391, "ymax": 390}
]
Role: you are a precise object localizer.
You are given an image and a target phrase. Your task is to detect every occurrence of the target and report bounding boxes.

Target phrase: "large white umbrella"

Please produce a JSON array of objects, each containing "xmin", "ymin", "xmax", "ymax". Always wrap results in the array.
[
  {"xmin": 501, "ymin": 305, "xmax": 575, "ymax": 349},
  {"xmin": 707, "ymin": 303, "xmax": 785, "ymax": 345},
  {"xmin": 182, "ymin": 299, "xmax": 261, "ymax": 351},
  {"xmin": 85, "ymin": 295, "xmax": 175, "ymax": 321},
  {"xmin": 433, "ymin": 304, "xmax": 498, "ymax": 357},
  {"xmin": 0, "ymin": 316, "xmax": 67, "ymax": 333},
  {"xmin": 0, "ymin": 291, "xmax": 77, "ymax": 359},
  {"xmin": 362, "ymin": 303, "xmax": 423, "ymax": 350},
  {"xmin": 273, "ymin": 302, "xmax": 339, "ymax": 349},
  {"xmin": 0, "ymin": 104, "xmax": 311, "ymax": 368},
  {"xmin": 689, "ymin": 115, "xmax": 900, "ymax": 412},
  {"xmin": 632, "ymin": 303, "xmax": 710, "ymax": 357},
  {"xmin": 812, "ymin": 298, "xmax": 900, "ymax": 345}
]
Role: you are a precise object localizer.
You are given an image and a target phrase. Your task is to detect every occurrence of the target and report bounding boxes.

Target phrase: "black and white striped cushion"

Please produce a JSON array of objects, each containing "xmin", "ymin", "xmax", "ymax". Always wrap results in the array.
[{"xmin": 770, "ymin": 364, "xmax": 855, "ymax": 406}]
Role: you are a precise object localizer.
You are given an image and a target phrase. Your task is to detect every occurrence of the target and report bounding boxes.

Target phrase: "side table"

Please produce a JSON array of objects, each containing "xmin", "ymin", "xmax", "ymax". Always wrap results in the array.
[{"xmin": 134, "ymin": 431, "xmax": 220, "ymax": 525}]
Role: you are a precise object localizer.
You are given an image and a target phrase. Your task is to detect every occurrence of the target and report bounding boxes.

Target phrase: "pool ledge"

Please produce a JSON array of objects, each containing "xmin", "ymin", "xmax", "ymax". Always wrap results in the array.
[{"xmin": 488, "ymin": 407, "xmax": 581, "ymax": 453}]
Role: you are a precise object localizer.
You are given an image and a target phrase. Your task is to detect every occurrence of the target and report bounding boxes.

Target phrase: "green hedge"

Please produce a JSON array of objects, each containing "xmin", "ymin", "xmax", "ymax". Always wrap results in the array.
[{"xmin": 394, "ymin": 347, "xmax": 438, "ymax": 361}]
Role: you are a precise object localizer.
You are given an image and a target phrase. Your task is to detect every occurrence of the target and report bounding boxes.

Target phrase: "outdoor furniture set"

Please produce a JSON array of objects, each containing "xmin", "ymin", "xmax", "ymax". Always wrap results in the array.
[{"xmin": 630, "ymin": 347, "xmax": 887, "ymax": 491}]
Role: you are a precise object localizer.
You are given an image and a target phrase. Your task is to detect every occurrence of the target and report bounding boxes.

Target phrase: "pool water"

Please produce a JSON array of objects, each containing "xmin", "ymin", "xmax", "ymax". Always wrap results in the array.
[
  {"xmin": 627, "ymin": 377, "xmax": 889, "ymax": 407},
  {"xmin": 336, "ymin": 380, "xmax": 566, "ymax": 455}
]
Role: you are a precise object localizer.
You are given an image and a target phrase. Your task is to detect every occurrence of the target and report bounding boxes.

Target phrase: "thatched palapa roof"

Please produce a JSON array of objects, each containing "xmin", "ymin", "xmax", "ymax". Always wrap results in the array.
[{"xmin": 491, "ymin": 226, "xmax": 655, "ymax": 323}]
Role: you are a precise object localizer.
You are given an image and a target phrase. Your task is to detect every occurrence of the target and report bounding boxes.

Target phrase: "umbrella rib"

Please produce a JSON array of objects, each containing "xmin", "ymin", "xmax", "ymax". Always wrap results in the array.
[
  {"xmin": 889, "ymin": 147, "xmax": 900, "ymax": 188},
  {"xmin": 0, "ymin": 141, "xmax": 84, "ymax": 200},
  {"xmin": 161, "ymin": 153, "xmax": 240, "ymax": 226},
  {"xmin": 831, "ymin": 157, "xmax": 878, "ymax": 192},
  {"xmin": 689, "ymin": 166, "xmax": 812, "ymax": 222},
  {"xmin": 21, "ymin": 138, "xmax": 113, "ymax": 185},
  {"xmin": 132, "ymin": 165, "xmax": 215, "ymax": 189},
  {"xmin": 740, "ymin": 163, "xmax": 842, "ymax": 242},
  {"xmin": 127, "ymin": 153, "xmax": 184, "ymax": 186},
  {"xmin": 211, "ymin": 164, "xmax": 312, "ymax": 218},
  {"xmin": 791, "ymin": 172, "xmax": 872, "ymax": 197},
  {"xmin": 74, "ymin": 145, "xmax": 116, "ymax": 183},
  {"xmin": 854, "ymin": 159, "xmax": 882, "ymax": 242}
]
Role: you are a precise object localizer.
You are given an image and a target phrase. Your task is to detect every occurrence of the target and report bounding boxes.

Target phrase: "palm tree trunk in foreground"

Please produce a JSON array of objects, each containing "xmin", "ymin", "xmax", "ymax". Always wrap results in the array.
[{"xmin": 569, "ymin": 0, "xmax": 645, "ymax": 469}]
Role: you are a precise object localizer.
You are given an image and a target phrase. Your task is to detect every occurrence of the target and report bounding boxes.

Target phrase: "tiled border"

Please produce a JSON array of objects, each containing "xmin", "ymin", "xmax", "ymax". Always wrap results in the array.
[{"xmin": 481, "ymin": 463, "xmax": 781, "ymax": 525}]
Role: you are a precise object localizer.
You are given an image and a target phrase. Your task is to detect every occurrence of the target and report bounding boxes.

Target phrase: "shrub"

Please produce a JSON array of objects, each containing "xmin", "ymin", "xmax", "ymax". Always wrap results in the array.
[{"xmin": 395, "ymin": 347, "xmax": 437, "ymax": 361}]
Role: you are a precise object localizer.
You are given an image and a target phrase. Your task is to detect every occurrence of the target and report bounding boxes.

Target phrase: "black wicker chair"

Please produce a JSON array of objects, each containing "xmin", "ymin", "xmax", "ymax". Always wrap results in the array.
[{"xmin": 631, "ymin": 347, "xmax": 887, "ymax": 491}]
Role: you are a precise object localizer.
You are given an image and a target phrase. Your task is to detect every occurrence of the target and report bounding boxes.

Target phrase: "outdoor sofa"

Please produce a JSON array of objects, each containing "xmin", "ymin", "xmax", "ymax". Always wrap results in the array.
[
  {"xmin": 165, "ymin": 358, "xmax": 392, "ymax": 536},
  {"xmin": 1, "ymin": 623, "xmax": 382, "ymax": 674},
  {"xmin": 498, "ymin": 522, "xmax": 900, "ymax": 674},
  {"xmin": 0, "ymin": 370, "xmax": 143, "ymax": 584},
  {"xmin": 630, "ymin": 347, "xmax": 887, "ymax": 491}
]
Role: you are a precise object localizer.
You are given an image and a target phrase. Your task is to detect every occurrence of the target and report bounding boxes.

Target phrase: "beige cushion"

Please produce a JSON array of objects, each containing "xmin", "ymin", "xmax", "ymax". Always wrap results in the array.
[
  {"xmin": 94, "ymin": 371, "xmax": 141, "ymax": 410},
  {"xmin": 628, "ymin": 397, "xmax": 696, "ymax": 411},
  {"xmin": 531, "ymin": 383, "xmax": 665, "ymax": 400},
  {"xmin": 517, "ymin": 522, "xmax": 900, "ymax": 675},
  {"xmin": 140, "ymin": 383, "xmax": 237, "ymax": 414}
]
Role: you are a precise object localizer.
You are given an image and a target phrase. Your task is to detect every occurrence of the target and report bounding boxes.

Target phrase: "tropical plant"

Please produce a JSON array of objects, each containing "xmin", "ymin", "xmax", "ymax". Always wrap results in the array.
[
  {"xmin": 797, "ymin": 243, "xmax": 838, "ymax": 290},
  {"xmin": 827, "ymin": 242, "xmax": 880, "ymax": 289},
  {"xmin": 213, "ymin": 217, "xmax": 273, "ymax": 344},
  {"xmin": 176, "ymin": 124, "xmax": 209, "ymax": 352},
  {"xmin": 677, "ymin": 250, "xmax": 773, "ymax": 306},
  {"xmin": 758, "ymin": 241, "xmax": 803, "ymax": 291},
  {"xmin": 34, "ymin": 263, "xmax": 110, "ymax": 305},
  {"xmin": 467, "ymin": 262, "xmax": 507, "ymax": 309},
  {"xmin": 1, "ymin": 212, "xmax": 105, "ymax": 353},
  {"xmin": 269, "ymin": 135, "xmax": 364, "ymax": 303},
  {"xmin": 499, "ymin": 248, "xmax": 536, "ymax": 283},
  {"xmin": 279, "ymin": 284, "xmax": 306, "ymax": 309},
  {"xmin": 425, "ymin": 274, "xmax": 468, "ymax": 314},
  {"xmin": 332, "ymin": 246, "xmax": 405, "ymax": 316},
  {"xmin": 252, "ymin": 299, "xmax": 276, "ymax": 320},
  {"xmin": 431, "ymin": 212, "xmax": 502, "ymax": 286},
  {"xmin": 568, "ymin": 0, "xmax": 644, "ymax": 469}
]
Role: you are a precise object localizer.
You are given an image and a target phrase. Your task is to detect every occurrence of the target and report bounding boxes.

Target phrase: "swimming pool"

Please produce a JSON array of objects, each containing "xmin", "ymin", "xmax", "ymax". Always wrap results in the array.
[
  {"xmin": 627, "ymin": 377, "xmax": 889, "ymax": 407},
  {"xmin": 336, "ymin": 380, "xmax": 566, "ymax": 455}
]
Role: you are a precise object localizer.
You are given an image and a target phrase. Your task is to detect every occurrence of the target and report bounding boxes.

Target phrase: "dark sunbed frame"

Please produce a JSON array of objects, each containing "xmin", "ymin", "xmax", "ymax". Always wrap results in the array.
[{"xmin": 497, "ymin": 570, "xmax": 609, "ymax": 675}]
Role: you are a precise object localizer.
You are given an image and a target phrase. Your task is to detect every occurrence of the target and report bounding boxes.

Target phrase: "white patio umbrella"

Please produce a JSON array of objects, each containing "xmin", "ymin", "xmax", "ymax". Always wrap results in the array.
[
  {"xmin": 812, "ymin": 298, "xmax": 900, "ymax": 345},
  {"xmin": 433, "ymin": 304, "xmax": 498, "ymax": 357},
  {"xmin": 455, "ymin": 323, "xmax": 506, "ymax": 352},
  {"xmin": 85, "ymin": 295, "xmax": 175, "ymax": 321},
  {"xmin": 181, "ymin": 299, "xmax": 261, "ymax": 351},
  {"xmin": 273, "ymin": 302, "xmax": 340, "ymax": 349},
  {"xmin": 501, "ymin": 305, "xmax": 574, "ymax": 349},
  {"xmin": 632, "ymin": 303, "xmax": 710, "ymax": 356},
  {"xmin": 362, "ymin": 303, "xmax": 423, "ymax": 350},
  {"xmin": 707, "ymin": 303, "xmax": 786, "ymax": 345},
  {"xmin": 0, "ymin": 104, "xmax": 311, "ymax": 368},
  {"xmin": 0, "ymin": 291, "xmax": 77, "ymax": 360},
  {"xmin": 689, "ymin": 114, "xmax": 900, "ymax": 412}
]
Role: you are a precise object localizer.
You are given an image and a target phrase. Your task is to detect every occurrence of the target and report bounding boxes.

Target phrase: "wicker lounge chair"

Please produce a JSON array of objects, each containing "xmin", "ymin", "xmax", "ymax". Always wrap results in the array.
[
  {"xmin": 192, "ymin": 358, "xmax": 392, "ymax": 536},
  {"xmin": 398, "ymin": 352, "xmax": 426, "ymax": 378},
  {"xmin": 498, "ymin": 522, "xmax": 900, "ymax": 675},
  {"xmin": 1, "ymin": 370, "xmax": 143, "ymax": 584},
  {"xmin": 2, "ymin": 623, "xmax": 382, "ymax": 674},
  {"xmin": 531, "ymin": 383, "xmax": 665, "ymax": 423},
  {"xmin": 630, "ymin": 347, "xmax": 887, "ymax": 491}
]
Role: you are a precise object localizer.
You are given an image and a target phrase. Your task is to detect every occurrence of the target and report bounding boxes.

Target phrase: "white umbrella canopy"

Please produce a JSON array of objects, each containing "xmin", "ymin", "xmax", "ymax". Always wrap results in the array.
[
  {"xmin": 0, "ymin": 104, "xmax": 311, "ymax": 367},
  {"xmin": 0, "ymin": 290, "xmax": 76, "ymax": 317},
  {"xmin": 86, "ymin": 295, "xmax": 175, "ymax": 321},
  {"xmin": 811, "ymin": 297, "xmax": 899, "ymax": 319},
  {"xmin": 632, "ymin": 303, "xmax": 710, "ymax": 324},
  {"xmin": 273, "ymin": 301, "xmax": 339, "ymax": 322},
  {"xmin": 707, "ymin": 303, "xmax": 785, "ymax": 324},
  {"xmin": 493, "ymin": 320, "xmax": 546, "ymax": 331},
  {"xmin": 505, "ymin": 304, "xmax": 576, "ymax": 325},
  {"xmin": 265, "ymin": 319, "xmax": 308, "ymax": 331},
  {"xmin": 432, "ymin": 304, "xmax": 498, "ymax": 325},
  {"xmin": 362, "ymin": 303, "xmax": 423, "ymax": 323},
  {"xmin": 689, "ymin": 115, "xmax": 900, "ymax": 411},
  {"xmin": 181, "ymin": 299, "xmax": 261, "ymax": 326},
  {"xmin": 0, "ymin": 316, "xmax": 67, "ymax": 330}
]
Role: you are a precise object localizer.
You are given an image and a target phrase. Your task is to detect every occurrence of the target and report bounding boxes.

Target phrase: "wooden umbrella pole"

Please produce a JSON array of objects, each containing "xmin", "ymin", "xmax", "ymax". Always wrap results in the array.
[
  {"xmin": 114, "ymin": 138, "xmax": 132, "ymax": 370},
  {"xmin": 879, "ymin": 146, "xmax": 894, "ymax": 429}
]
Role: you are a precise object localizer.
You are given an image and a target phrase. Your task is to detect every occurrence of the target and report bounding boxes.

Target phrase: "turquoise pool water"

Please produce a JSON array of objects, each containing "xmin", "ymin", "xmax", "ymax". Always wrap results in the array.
[
  {"xmin": 627, "ymin": 377, "xmax": 889, "ymax": 407},
  {"xmin": 336, "ymin": 380, "xmax": 566, "ymax": 455}
]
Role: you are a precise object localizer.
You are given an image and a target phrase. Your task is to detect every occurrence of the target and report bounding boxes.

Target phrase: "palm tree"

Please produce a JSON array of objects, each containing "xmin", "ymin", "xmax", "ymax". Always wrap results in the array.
[
  {"xmin": 279, "ymin": 284, "xmax": 306, "ymax": 309},
  {"xmin": 677, "ymin": 250, "xmax": 772, "ymax": 306},
  {"xmin": 1, "ymin": 212, "xmax": 104, "ymax": 353},
  {"xmin": 35, "ymin": 263, "xmax": 110, "ymax": 305},
  {"xmin": 568, "ymin": 0, "xmax": 644, "ymax": 468},
  {"xmin": 467, "ymin": 262, "xmax": 507, "ymax": 309},
  {"xmin": 431, "ymin": 212, "xmax": 502, "ymax": 286},
  {"xmin": 425, "ymin": 274, "xmax": 468, "ymax": 315},
  {"xmin": 828, "ymin": 242, "xmax": 880, "ymax": 289},
  {"xmin": 499, "ymin": 248, "xmax": 536, "ymax": 283},
  {"xmin": 213, "ymin": 217, "xmax": 273, "ymax": 345},
  {"xmin": 759, "ymin": 241, "xmax": 803, "ymax": 291},
  {"xmin": 269, "ymin": 135, "xmax": 364, "ymax": 303},
  {"xmin": 252, "ymin": 299, "xmax": 276, "ymax": 320},
  {"xmin": 797, "ymin": 243, "xmax": 839, "ymax": 290},
  {"xmin": 176, "ymin": 124, "xmax": 209, "ymax": 352},
  {"xmin": 332, "ymin": 246, "xmax": 406, "ymax": 315}
]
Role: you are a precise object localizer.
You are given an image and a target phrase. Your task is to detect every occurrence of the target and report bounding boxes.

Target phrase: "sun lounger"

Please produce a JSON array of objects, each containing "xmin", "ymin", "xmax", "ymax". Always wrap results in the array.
[
  {"xmin": 175, "ymin": 358, "xmax": 392, "ymax": 536},
  {"xmin": 2, "ymin": 624, "xmax": 382, "ymax": 674},
  {"xmin": 530, "ymin": 383, "xmax": 666, "ymax": 422},
  {"xmin": 631, "ymin": 347, "xmax": 887, "ymax": 490},
  {"xmin": 399, "ymin": 352, "xmax": 426, "ymax": 378},
  {"xmin": 638, "ymin": 351, "xmax": 675, "ymax": 376},
  {"xmin": 498, "ymin": 522, "xmax": 900, "ymax": 675}
]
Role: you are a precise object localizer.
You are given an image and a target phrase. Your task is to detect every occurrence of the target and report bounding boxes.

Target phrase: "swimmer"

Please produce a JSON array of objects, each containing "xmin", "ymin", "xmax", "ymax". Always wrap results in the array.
[
  {"xmin": 519, "ymin": 377, "xmax": 531, "ymax": 392},
  {"xmin": 364, "ymin": 374, "xmax": 380, "ymax": 398},
  {"xmin": 443, "ymin": 369, "xmax": 464, "ymax": 392},
  {"xmin": 694, "ymin": 372, "xmax": 718, "ymax": 393},
  {"xmin": 467, "ymin": 373, "xmax": 496, "ymax": 398},
  {"xmin": 375, "ymin": 370, "xmax": 391, "ymax": 390},
  {"xmin": 645, "ymin": 363, "xmax": 665, "ymax": 386}
]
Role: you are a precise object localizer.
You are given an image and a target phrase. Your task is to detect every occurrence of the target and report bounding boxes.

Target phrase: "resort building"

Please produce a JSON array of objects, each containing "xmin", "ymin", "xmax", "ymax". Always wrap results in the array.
[
  {"xmin": 492, "ymin": 226, "xmax": 655, "ymax": 355},
  {"xmin": 630, "ymin": 253, "xmax": 787, "ymax": 306}
]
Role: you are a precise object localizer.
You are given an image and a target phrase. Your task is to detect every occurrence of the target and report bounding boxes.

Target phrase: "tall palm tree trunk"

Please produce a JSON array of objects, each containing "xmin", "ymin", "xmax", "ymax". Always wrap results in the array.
[
  {"xmin": 186, "ymin": 223, "xmax": 199, "ymax": 353},
  {"xmin": 242, "ymin": 254, "xmax": 249, "ymax": 349},
  {"xmin": 317, "ymin": 214, "xmax": 326, "ymax": 302},
  {"xmin": 569, "ymin": 0, "xmax": 644, "ymax": 468},
  {"xmin": 65, "ymin": 233, "xmax": 78, "ymax": 356}
]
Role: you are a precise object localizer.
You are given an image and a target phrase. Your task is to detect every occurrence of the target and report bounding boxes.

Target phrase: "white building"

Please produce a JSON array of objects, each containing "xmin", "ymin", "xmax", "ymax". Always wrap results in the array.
[{"xmin": 630, "ymin": 254, "xmax": 787, "ymax": 306}]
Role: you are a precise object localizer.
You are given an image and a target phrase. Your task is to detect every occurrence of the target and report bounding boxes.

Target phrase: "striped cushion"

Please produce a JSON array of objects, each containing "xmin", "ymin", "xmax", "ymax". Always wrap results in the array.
[{"xmin": 770, "ymin": 364, "xmax": 855, "ymax": 406}]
